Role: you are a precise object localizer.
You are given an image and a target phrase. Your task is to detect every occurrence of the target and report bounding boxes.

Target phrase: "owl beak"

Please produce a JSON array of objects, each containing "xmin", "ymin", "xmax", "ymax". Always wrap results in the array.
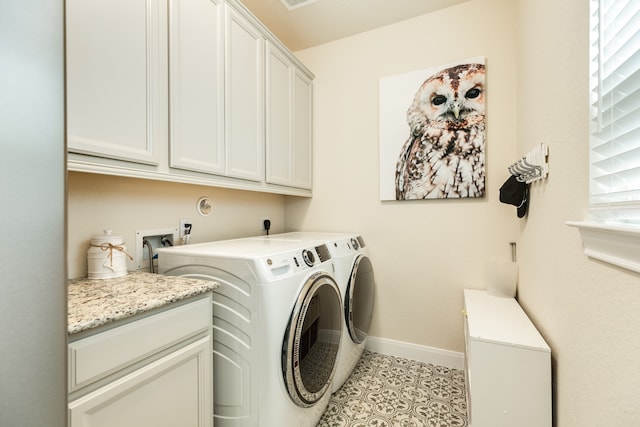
[{"xmin": 451, "ymin": 103, "xmax": 461, "ymax": 120}]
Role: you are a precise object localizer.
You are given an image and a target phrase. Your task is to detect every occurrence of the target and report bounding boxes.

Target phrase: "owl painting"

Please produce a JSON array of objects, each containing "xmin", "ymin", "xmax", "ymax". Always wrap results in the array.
[{"xmin": 395, "ymin": 63, "xmax": 485, "ymax": 200}]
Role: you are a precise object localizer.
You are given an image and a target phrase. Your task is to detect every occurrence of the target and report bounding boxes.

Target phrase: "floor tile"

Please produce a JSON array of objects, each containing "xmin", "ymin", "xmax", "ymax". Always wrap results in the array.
[{"xmin": 318, "ymin": 350, "xmax": 468, "ymax": 427}]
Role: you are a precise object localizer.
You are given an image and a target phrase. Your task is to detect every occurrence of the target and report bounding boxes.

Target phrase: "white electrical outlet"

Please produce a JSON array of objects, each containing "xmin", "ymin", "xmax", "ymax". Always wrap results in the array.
[
  {"xmin": 178, "ymin": 218, "xmax": 193, "ymax": 245},
  {"xmin": 179, "ymin": 218, "xmax": 192, "ymax": 238}
]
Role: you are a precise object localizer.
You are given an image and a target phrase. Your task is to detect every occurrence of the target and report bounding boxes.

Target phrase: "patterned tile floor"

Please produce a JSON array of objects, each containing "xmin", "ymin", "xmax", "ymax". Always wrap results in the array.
[{"xmin": 317, "ymin": 351, "xmax": 468, "ymax": 427}]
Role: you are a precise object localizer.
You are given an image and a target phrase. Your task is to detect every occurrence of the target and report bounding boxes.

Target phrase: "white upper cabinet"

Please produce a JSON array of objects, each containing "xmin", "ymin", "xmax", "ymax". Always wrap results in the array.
[
  {"xmin": 224, "ymin": 6, "xmax": 265, "ymax": 182},
  {"xmin": 169, "ymin": 0, "xmax": 225, "ymax": 175},
  {"xmin": 66, "ymin": 0, "xmax": 166, "ymax": 165},
  {"xmin": 66, "ymin": 0, "xmax": 313, "ymax": 195},
  {"xmin": 266, "ymin": 42, "xmax": 313, "ymax": 190}
]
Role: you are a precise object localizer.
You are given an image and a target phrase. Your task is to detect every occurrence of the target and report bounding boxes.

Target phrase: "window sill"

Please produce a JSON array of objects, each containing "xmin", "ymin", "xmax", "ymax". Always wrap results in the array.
[{"xmin": 566, "ymin": 221, "xmax": 640, "ymax": 274}]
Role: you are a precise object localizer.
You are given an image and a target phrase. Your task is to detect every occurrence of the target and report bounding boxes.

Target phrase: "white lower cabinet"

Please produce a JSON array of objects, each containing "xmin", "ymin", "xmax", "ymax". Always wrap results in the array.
[
  {"xmin": 69, "ymin": 337, "xmax": 211, "ymax": 427},
  {"xmin": 463, "ymin": 289, "xmax": 551, "ymax": 427},
  {"xmin": 68, "ymin": 296, "xmax": 213, "ymax": 427}
]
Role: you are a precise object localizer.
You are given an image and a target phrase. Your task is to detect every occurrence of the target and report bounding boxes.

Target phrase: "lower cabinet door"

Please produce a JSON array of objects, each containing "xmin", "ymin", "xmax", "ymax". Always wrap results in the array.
[{"xmin": 69, "ymin": 336, "xmax": 212, "ymax": 427}]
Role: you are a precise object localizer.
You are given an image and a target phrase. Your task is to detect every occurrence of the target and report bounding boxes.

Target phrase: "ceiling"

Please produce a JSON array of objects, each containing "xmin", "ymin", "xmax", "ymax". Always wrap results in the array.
[{"xmin": 238, "ymin": 0, "xmax": 468, "ymax": 51}]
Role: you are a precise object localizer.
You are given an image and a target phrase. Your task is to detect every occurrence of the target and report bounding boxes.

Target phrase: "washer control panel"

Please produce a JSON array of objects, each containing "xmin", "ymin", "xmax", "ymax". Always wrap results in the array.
[{"xmin": 261, "ymin": 244, "xmax": 331, "ymax": 279}]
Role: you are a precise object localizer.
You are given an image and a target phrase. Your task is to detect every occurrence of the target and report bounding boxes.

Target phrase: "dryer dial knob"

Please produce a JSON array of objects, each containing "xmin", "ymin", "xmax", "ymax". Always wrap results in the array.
[
  {"xmin": 350, "ymin": 238, "xmax": 360, "ymax": 250},
  {"xmin": 302, "ymin": 249, "xmax": 315, "ymax": 267}
]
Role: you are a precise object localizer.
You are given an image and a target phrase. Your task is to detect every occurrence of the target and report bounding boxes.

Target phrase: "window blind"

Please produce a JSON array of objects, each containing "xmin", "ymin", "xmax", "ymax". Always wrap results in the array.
[{"xmin": 589, "ymin": 0, "xmax": 640, "ymax": 223}]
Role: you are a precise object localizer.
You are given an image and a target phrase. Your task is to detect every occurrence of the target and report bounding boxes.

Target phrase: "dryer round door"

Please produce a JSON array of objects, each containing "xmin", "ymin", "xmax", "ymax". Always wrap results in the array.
[
  {"xmin": 283, "ymin": 272, "xmax": 342, "ymax": 407},
  {"xmin": 346, "ymin": 254, "xmax": 375, "ymax": 344}
]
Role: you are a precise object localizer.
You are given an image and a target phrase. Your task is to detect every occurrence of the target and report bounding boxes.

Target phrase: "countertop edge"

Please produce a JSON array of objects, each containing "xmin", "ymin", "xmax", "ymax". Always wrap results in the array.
[{"xmin": 68, "ymin": 272, "xmax": 218, "ymax": 335}]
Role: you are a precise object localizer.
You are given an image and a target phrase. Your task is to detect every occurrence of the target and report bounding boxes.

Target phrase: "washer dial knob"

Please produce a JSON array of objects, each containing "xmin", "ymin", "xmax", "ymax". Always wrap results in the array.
[{"xmin": 302, "ymin": 249, "xmax": 315, "ymax": 267}]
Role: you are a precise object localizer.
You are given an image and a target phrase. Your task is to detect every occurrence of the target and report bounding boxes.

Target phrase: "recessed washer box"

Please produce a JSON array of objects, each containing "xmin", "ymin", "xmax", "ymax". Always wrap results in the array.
[{"xmin": 135, "ymin": 228, "xmax": 179, "ymax": 271}]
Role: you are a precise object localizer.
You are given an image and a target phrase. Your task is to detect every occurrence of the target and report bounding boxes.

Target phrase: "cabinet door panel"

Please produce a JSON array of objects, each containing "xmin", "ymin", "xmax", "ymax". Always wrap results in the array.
[
  {"xmin": 265, "ymin": 42, "xmax": 313, "ymax": 190},
  {"xmin": 69, "ymin": 337, "xmax": 212, "ymax": 427},
  {"xmin": 66, "ymin": 0, "xmax": 164, "ymax": 165},
  {"xmin": 169, "ymin": 0, "xmax": 224, "ymax": 174},
  {"xmin": 225, "ymin": 7, "xmax": 264, "ymax": 182},
  {"xmin": 266, "ymin": 45, "xmax": 293, "ymax": 186},
  {"xmin": 293, "ymin": 70, "xmax": 313, "ymax": 189}
]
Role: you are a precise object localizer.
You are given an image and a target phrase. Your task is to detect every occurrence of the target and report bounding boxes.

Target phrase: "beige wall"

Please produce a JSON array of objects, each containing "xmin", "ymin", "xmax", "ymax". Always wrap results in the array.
[
  {"xmin": 287, "ymin": 0, "xmax": 519, "ymax": 352},
  {"xmin": 516, "ymin": 0, "xmax": 640, "ymax": 425},
  {"xmin": 67, "ymin": 172, "xmax": 285, "ymax": 279}
]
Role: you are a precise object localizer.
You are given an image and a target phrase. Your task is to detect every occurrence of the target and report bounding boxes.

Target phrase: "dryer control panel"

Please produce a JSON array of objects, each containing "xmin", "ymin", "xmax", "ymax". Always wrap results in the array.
[{"xmin": 260, "ymin": 244, "xmax": 332, "ymax": 280}]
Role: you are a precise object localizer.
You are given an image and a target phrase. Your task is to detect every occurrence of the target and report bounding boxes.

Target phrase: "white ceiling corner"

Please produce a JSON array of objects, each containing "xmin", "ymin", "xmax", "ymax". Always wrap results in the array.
[
  {"xmin": 279, "ymin": 0, "xmax": 317, "ymax": 11},
  {"xmin": 241, "ymin": 0, "xmax": 470, "ymax": 51}
]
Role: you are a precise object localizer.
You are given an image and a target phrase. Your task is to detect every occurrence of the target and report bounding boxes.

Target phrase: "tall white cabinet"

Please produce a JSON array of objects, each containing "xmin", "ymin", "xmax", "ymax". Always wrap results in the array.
[
  {"xmin": 463, "ymin": 289, "xmax": 551, "ymax": 427},
  {"xmin": 65, "ymin": 0, "xmax": 313, "ymax": 196}
]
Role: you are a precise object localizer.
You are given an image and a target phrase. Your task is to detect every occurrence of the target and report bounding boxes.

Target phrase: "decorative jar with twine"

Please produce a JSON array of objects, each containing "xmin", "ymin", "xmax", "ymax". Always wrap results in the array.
[{"xmin": 87, "ymin": 230, "xmax": 133, "ymax": 279}]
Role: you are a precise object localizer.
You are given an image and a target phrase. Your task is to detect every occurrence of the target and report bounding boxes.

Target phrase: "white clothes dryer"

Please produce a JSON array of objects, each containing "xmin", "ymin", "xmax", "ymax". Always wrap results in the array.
[
  {"xmin": 157, "ymin": 237, "xmax": 343, "ymax": 427},
  {"xmin": 267, "ymin": 232, "xmax": 375, "ymax": 392}
]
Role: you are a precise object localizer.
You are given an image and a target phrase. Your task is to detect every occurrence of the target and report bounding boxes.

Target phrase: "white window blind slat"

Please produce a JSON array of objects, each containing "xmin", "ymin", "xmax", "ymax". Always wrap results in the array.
[
  {"xmin": 593, "ymin": 144, "xmax": 640, "ymax": 170},
  {"xmin": 597, "ymin": 99, "xmax": 640, "ymax": 137},
  {"xmin": 593, "ymin": 97, "xmax": 640, "ymax": 142},
  {"xmin": 592, "ymin": 127, "xmax": 640, "ymax": 158},
  {"xmin": 592, "ymin": 166, "xmax": 640, "ymax": 192},
  {"xmin": 601, "ymin": 10, "xmax": 640, "ymax": 65},
  {"xmin": 596, "ymin": 67, "xmax": 640, "ymax": 115},
  {"xmin": 600, "ymin": 37, "xmax": 640, "ymax": 94}
]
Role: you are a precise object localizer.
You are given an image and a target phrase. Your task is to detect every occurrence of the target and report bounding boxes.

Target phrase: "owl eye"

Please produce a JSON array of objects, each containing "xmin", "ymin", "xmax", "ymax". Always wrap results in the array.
[
  {"xmin": 432, "ymin": 95, "xmax": 447, "ymax": 106},
  {"xmin": 465, "ymin": 88, "xmax": 481, "ymax": 99}
]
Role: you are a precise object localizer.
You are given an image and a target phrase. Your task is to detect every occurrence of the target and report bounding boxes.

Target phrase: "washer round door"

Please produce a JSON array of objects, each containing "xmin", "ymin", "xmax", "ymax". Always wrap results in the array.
[
  {"xmin": 283, "ymin": 272, "xmax": 342, "ymax": 407},
  {"xmin": 346, "ymin": 254, "xmax": 375, "ymax": 344}
]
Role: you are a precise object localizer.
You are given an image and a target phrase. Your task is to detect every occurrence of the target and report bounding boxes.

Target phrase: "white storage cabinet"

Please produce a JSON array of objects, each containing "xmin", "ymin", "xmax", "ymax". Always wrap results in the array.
[
  {"xmin": 68, "ymin": 295, "xmax": 213, "ymax": 427},
  {"xmin": 463, "ymin": 289, "xmax": 551, "ymax": 427}
]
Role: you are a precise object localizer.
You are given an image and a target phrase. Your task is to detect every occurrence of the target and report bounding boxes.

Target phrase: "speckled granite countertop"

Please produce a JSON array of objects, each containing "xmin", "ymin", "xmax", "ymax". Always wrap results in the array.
[{"xmin": 68, "ymin": 272, "xmax": 218, "ymax": 335}]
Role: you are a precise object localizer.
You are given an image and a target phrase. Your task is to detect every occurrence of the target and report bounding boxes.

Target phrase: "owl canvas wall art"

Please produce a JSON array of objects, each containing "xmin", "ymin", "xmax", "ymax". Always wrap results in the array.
[{"xmin": 379, "ymin": 58, "xmax": 486, "ymax": 201}]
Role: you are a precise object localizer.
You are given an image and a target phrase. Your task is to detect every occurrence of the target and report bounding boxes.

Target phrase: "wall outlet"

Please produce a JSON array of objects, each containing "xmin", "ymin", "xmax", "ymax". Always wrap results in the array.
[
  {"xmin": 261, "ymin": 217, "xmax": 272, "ymax": 233},
  {"xmin": 179, "ymin": 218, "xmax": 192, "ymax": 238}
]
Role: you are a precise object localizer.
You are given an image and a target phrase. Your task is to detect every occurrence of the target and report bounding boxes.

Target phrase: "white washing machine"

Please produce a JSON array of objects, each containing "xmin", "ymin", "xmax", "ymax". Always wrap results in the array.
[
  {"xmin": 157, "ymin": 237, "xmax": 343, "ymax": 427},
  {"xmin": 266, "ymin": 232, "xmax": 375, "ymax": 392}
]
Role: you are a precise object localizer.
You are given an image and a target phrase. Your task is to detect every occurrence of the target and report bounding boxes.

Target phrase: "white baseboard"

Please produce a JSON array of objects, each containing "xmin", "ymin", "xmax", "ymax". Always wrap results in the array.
[{"xmin": 365, "ymin": 336, "xmax": 464, "ymax": 370}]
